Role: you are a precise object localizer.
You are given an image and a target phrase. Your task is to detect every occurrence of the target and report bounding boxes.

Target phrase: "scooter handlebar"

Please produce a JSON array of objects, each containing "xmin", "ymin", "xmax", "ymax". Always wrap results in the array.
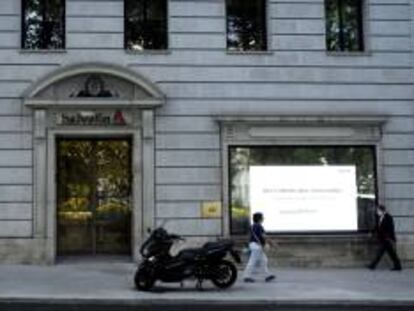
[{"xmin": 169, "ymin": 234, "xmax": 185, "ymax": 241}]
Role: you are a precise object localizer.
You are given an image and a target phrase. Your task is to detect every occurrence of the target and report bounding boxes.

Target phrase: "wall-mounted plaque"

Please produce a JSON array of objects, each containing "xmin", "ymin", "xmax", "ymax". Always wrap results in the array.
[{"xmin": 201, "ymin": 201, "xmax": 222, "ymax": 218}]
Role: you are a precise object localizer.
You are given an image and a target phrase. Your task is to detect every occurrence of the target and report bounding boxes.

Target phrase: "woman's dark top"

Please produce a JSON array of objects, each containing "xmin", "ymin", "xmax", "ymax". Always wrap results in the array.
[{"xmin": 249, "ymin": 223, "xmax": 265, "ymax": 246}]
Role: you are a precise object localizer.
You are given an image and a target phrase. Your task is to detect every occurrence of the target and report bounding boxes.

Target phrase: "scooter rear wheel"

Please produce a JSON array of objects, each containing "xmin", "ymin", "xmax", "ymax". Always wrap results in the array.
[
  {"xmin": 134, "ymin": 267, "xmax": 155, "ymax": 291},
  {"xmin": 210, "ymin": 260, "xmax": 237, "ymax": 289}
]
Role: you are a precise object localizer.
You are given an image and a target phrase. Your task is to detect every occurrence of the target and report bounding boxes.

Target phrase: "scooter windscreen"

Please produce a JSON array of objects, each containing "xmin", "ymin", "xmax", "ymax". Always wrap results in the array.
[{"xmin": 140, "ymin": 228, "xmax": 179, "ymax": 258}]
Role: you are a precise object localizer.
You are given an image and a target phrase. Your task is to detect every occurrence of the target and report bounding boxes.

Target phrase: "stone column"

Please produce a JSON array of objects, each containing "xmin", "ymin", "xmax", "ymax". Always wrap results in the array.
[
  {"xmin": 142, "ymin": 110, "xmax": 155, "ymax": 236},
  {"xmin": 33, "ymin": 109, "xmax": 47, "ymax": 240}
]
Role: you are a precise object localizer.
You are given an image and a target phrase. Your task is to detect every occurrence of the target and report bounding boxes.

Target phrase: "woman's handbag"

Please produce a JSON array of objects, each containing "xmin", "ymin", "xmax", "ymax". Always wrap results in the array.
[{"xmin": 243, "ymin": 225, "xmax": 262, "ymax": 255}]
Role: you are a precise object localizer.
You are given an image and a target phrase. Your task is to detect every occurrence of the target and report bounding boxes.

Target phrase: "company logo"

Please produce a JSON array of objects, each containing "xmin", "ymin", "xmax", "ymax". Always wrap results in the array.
[{"xmin": 113, "ymin": 110, "xmax": 126, "ymax": 125}]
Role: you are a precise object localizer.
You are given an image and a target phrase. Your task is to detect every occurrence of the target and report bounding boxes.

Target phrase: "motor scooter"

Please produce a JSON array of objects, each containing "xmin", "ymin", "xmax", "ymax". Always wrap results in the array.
[{"xmin": 134, "ymin": 227, "xmax": 241, "ymax": 291}]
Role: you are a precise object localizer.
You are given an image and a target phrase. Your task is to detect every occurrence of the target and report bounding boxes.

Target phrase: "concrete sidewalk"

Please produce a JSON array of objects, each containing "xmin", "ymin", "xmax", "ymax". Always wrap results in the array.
[{"xmin": 0, "ymin": 262, "xmax": 413, "ymax": 305}]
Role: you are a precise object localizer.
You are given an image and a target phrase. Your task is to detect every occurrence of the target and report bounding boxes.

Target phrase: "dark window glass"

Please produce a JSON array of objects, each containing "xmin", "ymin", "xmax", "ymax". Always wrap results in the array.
[
  {"xmin": 125, "ymin": 0, "xmax": 168, "ymax": 50},
  {"xmin": 325, "ymin": 0, "xmax": 364, "ymax": 52},
  {"xmin": 226, "ymin": 0, "xmax": 267, "ymax": 51},
  {"xmin": 229, "ymin": 146, "xmax": 377, "ymax": 234},
  {"xmin": 22, "ymin": 0, "xmax": 65, "ymax": 49}
]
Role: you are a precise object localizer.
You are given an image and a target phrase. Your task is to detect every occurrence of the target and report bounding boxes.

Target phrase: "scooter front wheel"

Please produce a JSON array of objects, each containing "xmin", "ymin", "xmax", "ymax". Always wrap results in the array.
[
  {"xmin": 134, "ymin": 267, "xmax": 155, "ymax": 291},
  {"xmin": 210, "ymin": 260, "xmax": 237, "ymax": 289}
]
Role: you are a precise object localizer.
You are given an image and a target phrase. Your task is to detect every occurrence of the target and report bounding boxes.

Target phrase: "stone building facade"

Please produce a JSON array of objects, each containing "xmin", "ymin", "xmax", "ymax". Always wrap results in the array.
[{"xmin": 0, "ymin": 0, "xmax": 413, "ymax": 267}]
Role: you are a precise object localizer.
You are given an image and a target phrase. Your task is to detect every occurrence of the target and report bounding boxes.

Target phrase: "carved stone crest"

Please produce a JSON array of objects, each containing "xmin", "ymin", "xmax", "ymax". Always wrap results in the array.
[{"xmin": 70, "ymin": 74, "xmax": 120, "ymax": 98}]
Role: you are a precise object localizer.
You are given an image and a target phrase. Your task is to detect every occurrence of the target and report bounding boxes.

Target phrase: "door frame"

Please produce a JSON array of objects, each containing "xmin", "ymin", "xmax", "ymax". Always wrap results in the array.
[
  {"xmin": 47, "ymin": 129, "xmax": 142, "ymax": 263},
  {"xmin": 23, "ymin": 64, "xmax": 164, "ymax": 264}
]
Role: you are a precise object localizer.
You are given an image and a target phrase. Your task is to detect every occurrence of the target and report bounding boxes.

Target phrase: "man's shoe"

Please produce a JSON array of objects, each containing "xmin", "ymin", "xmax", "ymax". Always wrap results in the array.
[
  {"xmin": 391, "ymin": 267, "xmax": 402, "ymax": 271},
  {"xmin": 265, "ymin": 275, "xmax": 276, "ymax": 282},
  {"xmin": 366, "ymin": 264, "xmax": 375, "ymax": 270},
  {"xmin": 243, "ymin": 278, "xmax": 255, "ymax": 283}
]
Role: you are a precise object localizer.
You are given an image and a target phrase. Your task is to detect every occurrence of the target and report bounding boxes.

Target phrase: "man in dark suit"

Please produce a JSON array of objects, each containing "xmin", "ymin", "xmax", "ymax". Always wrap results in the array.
[{"xmin": 367, "ymin": 204, "xmax": 402, "ymax": 271}]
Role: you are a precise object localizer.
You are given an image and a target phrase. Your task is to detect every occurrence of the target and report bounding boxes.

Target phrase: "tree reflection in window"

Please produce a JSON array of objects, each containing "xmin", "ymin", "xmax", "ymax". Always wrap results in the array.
[
  {"xmin": 57, "ymin": 139, "xmax": 132, "ymax": 255},
  {"xmin": 22, "ymin": 0, "xmax": 65, "ymax": 49},
  {"xmin": 325, "ymin": 0, "xmax": 364, "ymax": 52},
  {"xmin": 125, "ymin": 0, "xmax": 168, "ymax": 51},
  {"xmin": 229, "ymin": 146, "xmax": 377, "ymax": 234},
  {"xmin": 226, "ymin": 0, "xmax": 267, "ymax": 51}
]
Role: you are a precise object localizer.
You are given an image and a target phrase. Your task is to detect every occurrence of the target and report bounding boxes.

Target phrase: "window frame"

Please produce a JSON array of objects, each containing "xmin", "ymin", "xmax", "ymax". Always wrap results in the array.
[
  {"xmin": 21, "ymin": 0, "xmax": 66, "ymax": 50},
  {"xmin": 228, "ymin": 144, "xmax": 379, "ymax": 236},
  {"xmin": 325, "ymin": 0, "xmax": 365, "ymax": 52},
  {"xmin": 225, "ymin": 0, "xmax": 269, "ymax": 52},
  {"xmin": 124, "ymin": 0, "xmax": 169, "ymax": 52}
]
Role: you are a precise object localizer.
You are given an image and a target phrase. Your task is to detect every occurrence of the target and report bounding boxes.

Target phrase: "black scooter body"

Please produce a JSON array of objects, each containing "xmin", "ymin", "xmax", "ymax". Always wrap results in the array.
[{"xmin": 134, "ymin": 228, "xmax": 240, "ymax": 290}]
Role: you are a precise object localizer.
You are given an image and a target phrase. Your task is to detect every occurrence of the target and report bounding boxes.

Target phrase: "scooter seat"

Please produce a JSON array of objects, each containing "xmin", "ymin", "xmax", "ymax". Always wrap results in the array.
[
  {"xmin": 176, "ymin": 248, "xmax": 205, "ymax": 261},
  {"xmin": 203, "ymin": 240, "xmax": 233, "ymax": 250}
]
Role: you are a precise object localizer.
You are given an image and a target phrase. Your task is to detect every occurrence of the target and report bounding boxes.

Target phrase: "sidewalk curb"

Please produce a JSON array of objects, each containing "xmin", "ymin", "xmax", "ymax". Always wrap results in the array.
[{"xmin": 0, "ymin": 298, "xmax": 413, "ymax": 311}]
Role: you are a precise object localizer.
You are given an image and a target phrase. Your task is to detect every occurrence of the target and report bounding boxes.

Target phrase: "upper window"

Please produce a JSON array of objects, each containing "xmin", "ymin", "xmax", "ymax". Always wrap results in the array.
[
  {"xmin": 125, "ymin": 0, "xmax": 168, "ymax": 51},
  {"xmin": 325, "ymin": 0, "xmax": 364, "ymax": 52},
  {"xmin": 22, "ymin": 0, "xmax": 65, "ymax": 50},
  {"xmin": 226, "ymin": 0, "xmax": 267, "ymax": 51}
]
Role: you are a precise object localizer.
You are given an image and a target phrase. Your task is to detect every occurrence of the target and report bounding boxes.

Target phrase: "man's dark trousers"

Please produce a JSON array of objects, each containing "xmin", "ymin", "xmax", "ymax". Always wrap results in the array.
[
  {"xmin": 369, "ymin": 239, "xmax": 402, "ymax": 270},
  {"xmin": 369, "ymin": 212, "xmax": 402, "ymax": 270}
]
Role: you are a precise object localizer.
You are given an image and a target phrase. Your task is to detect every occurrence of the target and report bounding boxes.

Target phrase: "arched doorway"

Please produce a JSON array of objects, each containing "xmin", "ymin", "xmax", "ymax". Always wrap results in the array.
[{"xmin": 23, "ymin": 63, "xmax": 165, "ymax": 263}]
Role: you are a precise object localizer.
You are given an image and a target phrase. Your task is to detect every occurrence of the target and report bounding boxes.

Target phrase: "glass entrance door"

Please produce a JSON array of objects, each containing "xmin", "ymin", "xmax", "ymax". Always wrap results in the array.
[{"xmin": 57, "ymin": 138, "xmax": 132, "ymax": 256}]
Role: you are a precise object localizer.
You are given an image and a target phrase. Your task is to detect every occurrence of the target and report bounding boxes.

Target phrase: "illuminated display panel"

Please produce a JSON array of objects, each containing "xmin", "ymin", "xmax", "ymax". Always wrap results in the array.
[
  {"xmin": 249, "ymin": 166, "xmax": 358, "ymax": 232},
  {"xmin": 230, "ymin": 146, "xmax": 377, "ymax": 234}
]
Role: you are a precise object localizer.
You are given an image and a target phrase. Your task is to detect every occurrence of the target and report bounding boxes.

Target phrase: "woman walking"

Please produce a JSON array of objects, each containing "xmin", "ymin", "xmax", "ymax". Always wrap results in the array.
[{"xmin": 243, "ymin": 212, "xmax": 275, "ymax": 283}]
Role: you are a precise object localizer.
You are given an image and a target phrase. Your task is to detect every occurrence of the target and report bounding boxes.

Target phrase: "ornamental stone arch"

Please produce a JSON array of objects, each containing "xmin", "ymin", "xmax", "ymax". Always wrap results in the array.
[
  {"xmin": 23, "ymin": 62, "xmax": 165, "ymax": 105},
  {"xmin": 23, "ymin": 63, "xmax": 165, "ymax": 264}
]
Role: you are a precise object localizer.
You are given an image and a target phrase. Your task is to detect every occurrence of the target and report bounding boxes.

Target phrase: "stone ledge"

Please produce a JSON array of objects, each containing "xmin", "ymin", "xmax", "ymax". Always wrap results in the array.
[{"xmin": 0, "ymin": 239, "xmax": 46, "ymax": 264}]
